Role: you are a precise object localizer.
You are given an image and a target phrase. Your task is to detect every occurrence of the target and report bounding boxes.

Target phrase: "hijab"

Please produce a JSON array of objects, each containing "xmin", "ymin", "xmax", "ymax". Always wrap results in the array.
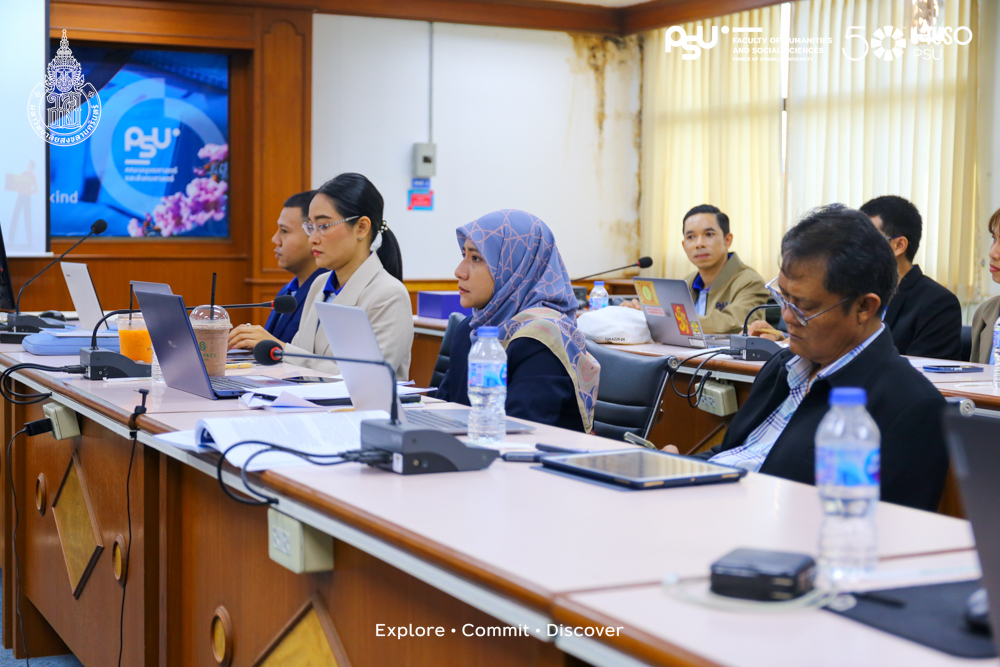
[{"xmin": 457, "ymin": 210, "xmax": 599, "ymax": 431}]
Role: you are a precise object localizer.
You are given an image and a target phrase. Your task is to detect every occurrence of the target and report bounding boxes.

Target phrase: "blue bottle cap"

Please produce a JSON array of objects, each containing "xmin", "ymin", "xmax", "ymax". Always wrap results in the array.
[
  {"xmin": 829, "ymin": 387, "xmax": 866, "ymax": 406},
  {"xmin": 477, "ymin": 326, "xmax": 499, "ymax": 338},
  {"xmin": 594, "ymin": 281, "xmax": 605, "ymax": 286}
]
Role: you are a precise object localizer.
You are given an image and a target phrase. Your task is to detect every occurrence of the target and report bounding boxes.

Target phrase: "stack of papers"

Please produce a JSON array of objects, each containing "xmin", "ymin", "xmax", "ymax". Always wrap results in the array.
[{"xmin": 239, "ymin": 383, "xmax": 430, "ymax": 411}]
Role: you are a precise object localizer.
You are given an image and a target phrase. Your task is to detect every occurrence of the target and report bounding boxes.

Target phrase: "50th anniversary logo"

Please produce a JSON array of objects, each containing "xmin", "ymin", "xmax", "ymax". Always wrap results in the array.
[{"xmin": 27, "ymin": 30, "xmax": 101, "ymax": 146}]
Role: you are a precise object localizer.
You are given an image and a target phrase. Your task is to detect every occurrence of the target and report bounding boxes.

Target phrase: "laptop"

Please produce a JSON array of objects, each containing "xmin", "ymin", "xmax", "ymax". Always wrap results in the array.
[
  {"xmin": 632, "ymin": 277, "xmax": 729, "ymax": 349},
  {"xmin": 134, "ymin": 290, "xmax": 292, "ymax": 399},
  {"xmin": 944, "ymin": 410, "xmax": 1000, "ymax": 636},
  {"xmin": 314, "ymin": 301, "xmax": 534, "ymax": 435},
  {"xmin": 60, "ymin": 262, "xmax": 106, "ymax": 331}
]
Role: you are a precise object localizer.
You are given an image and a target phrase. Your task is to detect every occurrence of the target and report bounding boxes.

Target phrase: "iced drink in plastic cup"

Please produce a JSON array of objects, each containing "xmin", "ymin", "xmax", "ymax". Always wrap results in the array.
[
  {"xmin": 118, "ymin": 314, "xmax": 153, "ymax": 363},
  {"xmin": 189, "ymin": 305, "xmax": 231, "ymax": 377}
]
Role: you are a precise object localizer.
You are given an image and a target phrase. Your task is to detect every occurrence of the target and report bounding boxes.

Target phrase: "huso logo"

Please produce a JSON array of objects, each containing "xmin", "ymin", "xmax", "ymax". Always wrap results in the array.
[
  {"xmin": 843, "ymin": 24, "xmax": 972, "ymax": 61},
  {"xmin": 125, "ymin": 127, "xmax": 181, "ymax": 160},
  {"xmin": 664, "ymin": 25, "xmax": 728, "ymax": 60}
]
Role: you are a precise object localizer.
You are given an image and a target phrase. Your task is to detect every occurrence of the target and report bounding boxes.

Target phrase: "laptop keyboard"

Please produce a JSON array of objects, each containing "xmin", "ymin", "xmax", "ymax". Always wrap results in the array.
[
  {"xmin": 405, "ymin": 410, "xmax": 468, "ymax": 430},
  {"xmin": 209, "ymin": 376, "xmax": 266, "ymax": 392}
]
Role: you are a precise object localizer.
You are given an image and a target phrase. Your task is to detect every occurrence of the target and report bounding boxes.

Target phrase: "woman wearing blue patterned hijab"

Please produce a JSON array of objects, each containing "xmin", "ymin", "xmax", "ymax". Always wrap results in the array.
[{"xmin": 435, "ymin": 210, "xmax": 599, "ymax": 433}]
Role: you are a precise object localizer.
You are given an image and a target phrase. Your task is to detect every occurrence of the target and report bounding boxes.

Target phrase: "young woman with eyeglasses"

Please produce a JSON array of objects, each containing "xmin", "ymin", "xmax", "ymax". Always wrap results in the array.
[{"xmin": 228, "ymin": 173, "xmax": 413, "ymax": 379}]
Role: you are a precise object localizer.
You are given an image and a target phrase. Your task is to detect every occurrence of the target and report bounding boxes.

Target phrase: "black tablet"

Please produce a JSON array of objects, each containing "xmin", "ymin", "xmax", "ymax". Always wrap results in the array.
[{"xmin": 540, "ymin": 449, "xmax": 746, "ymax": 489}]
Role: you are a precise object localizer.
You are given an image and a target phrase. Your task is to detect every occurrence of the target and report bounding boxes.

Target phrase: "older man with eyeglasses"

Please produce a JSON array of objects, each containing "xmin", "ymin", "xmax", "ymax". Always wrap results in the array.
[{"xmin": 697, "ymin": 205, "xmax": 949, "ymax": 512}]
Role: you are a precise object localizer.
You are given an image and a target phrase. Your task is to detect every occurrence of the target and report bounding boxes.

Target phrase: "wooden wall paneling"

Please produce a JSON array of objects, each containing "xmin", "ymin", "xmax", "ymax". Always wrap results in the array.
[
  {"xmin": 159, "ymin": 452, "xmax": 183, "ymax": 667},
  {"xmin": 22, "ymin": 403, "xmax": 155, "ymax": 665},
  {"xmin": 50, "ymin": 1, "xmax": 257, "ymax": 48},
  {"xmin": 620, "ymin": 0, "xmax": 784, "ymax": 34}
]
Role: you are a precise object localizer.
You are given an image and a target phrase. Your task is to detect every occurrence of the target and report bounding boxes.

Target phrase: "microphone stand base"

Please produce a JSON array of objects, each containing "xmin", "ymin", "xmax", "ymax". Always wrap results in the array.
[
  {"xmin": 6, "ymin": 314, "xmax": 67, "ymax": 331},
  {"xmin": 0, "ymin": 331, "xmax": 32, "ymax": 344},
  {"xmin": 360, "ymin": 419, "xmax": 499, "ymax": 474},
  {"xmin": 80, "ymin": 348, "xmax": 152, "ymax": 380}
]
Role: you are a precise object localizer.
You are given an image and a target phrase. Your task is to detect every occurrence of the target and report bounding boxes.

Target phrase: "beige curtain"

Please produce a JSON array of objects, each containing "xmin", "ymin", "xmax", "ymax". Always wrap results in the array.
[
  {"xmin": 641, "ymin": 8, "xmax": 784, "ymax": 282},
  {"xmin": 786, "ymin": 0, "xmax": 979, "ymax": 301}
]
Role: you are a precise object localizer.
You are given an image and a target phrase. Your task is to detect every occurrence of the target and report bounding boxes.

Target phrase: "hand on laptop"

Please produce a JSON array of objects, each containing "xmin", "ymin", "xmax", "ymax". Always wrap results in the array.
[
  {"xmin": 228, "ymin": 324, "xmax": 283, "ymax": 351},
  {"xmin": 747, "ymin": 319, "xmax": 785, "ymax": 342},
  {"xmin": 620, "ymin": 298, "xmax": 641, "ymax": 310}
]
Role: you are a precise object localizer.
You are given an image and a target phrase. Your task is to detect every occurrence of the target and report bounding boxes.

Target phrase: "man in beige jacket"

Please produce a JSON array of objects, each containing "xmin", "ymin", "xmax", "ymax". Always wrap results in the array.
[{"xmin": 680, "ymin": 204, "xmax": 770, "ymax": 334}]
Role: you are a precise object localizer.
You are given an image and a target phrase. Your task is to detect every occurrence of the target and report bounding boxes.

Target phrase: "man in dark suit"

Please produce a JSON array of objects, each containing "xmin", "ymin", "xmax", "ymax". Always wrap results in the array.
[
  {"xmin": 700, "ymin": 205, "xmax": 949, "ymax": 512},
  {"xmin": 860, "ymin": 195, "xmax": 963, "ymax": 360}
]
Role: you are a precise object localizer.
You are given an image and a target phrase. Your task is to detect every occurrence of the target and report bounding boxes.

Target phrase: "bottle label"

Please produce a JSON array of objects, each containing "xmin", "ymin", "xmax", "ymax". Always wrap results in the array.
[
  {"xmin": 993, "ymin": 327, "xmax": 1000, "ymax": 364},
  {"xmin": 590, "ymin": 296, "xmax": 609, "ymax": 310},
  {"xmin": 816, "ymin": 446, "xmax": 880, "ymax": 487},
  {"xmin": 469, "ymin": 362, "xmax": 507, "ymax": 388}
]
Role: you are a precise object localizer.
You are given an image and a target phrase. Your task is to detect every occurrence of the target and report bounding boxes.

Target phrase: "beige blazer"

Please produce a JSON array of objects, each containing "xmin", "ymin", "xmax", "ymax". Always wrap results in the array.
[
  {"xmin": 683, "ymin": 252, "xmax": 770, "ymax": 334},
  {"xmin": 285, "ymin": 253, "xmax": 413, "ymax": 380},
  {"xmin": 969, "ymin": 295, "xmax": 1000, "ymax": 364}
]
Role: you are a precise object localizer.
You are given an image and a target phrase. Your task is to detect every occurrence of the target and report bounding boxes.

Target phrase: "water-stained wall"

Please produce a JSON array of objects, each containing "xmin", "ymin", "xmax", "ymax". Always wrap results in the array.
[{"xmin": 313, "ymin": 16, "xmax": 642, "ymax": 279}]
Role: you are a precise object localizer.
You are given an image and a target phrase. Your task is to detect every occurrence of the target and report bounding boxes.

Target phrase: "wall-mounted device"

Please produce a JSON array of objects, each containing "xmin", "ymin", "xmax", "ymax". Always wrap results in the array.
[{"xmin": 413, "ymin": 142, "xmax": 436, "ymax": 178}]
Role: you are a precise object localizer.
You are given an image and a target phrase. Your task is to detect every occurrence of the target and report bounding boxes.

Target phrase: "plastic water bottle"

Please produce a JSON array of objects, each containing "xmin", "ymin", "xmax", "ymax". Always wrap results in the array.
[
  {"xmin": 589, "ymin": 281, "xmax": 609, "ymax": 310},
  {"xmin": 467, "ymin": 326, "xmax": 507, "ymax": 445},
  {"xmin": 815, "ymin": 387, "xmax": 880, "ymax": 588},
  {"xmin": 150, "ymin": 351, "xmax": 165, "ymax": 385},
  {"xmin": 992, "ymin": 314, "xmax": 1000, "ymax": 389}
]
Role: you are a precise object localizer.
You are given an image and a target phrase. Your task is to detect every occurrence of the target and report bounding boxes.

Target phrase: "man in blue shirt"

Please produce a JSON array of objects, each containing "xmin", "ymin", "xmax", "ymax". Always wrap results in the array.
[{"xmin": 263, "ymin": 191, "xmax": 324, "ymax": 343}]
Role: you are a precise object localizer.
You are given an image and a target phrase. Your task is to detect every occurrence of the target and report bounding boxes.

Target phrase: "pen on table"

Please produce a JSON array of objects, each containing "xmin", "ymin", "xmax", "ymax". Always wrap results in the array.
[
  {"xmin": 535, "ymin": 443, "xmax": 586, "ymax": 454},
  {"xmin": 103, "ymin": 377, "xmax": 151, "ymax": 384},
  {"xmin": 853, "ymin": 591, "xmax": 906, "ymax": 608},
  {"xmin": 225, "ymin": 362, "xmax": 253, "ymax": 369}
]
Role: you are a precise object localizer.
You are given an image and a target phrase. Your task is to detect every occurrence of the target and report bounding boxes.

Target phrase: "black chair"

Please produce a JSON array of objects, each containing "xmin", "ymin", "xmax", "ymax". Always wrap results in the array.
[
  {"xmin": 960, "ymin": 325, "xmax": 972, "ymax": 362},
  {"xmin": 585, "ymin": 340, "xmax": 675, "ymax": 441},
  {"xmin": 429, "ymin": 312, "xmax": 468, "ymax": 389}
]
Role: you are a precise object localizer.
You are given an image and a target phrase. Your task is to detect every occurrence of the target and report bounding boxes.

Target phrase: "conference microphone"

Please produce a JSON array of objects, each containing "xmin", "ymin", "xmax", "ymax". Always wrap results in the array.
[
  {"xmin": 254, "ymin": 340, "xmax": 401, "ymax": 424},
  {"xmin": 5, "ymin": 219, "xmax": 108, "ymax": 337},
  {"xmin": 185, "ymin": 295, "xmax": 298, "ymax": 315},
  {"xmin": 729, "ymin": 303, "xmax": 784, "ymax": 362},
  {"xmin": 253, "ymin": 340, "xmax": 498, "ymax": 474},
  {"xmin": 573, "ymin": 256, "xmax": 653, "ymax": 282}
]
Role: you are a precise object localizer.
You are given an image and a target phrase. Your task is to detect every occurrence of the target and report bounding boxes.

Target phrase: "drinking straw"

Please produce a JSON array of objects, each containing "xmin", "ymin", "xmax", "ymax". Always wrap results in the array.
[
  {"xmin": 128, "ymin": 286, "xmax": 134, "ymax": 323},
  {"xmin": 210, "ymin": 273, "xmax": 217, "ymax": 319}
]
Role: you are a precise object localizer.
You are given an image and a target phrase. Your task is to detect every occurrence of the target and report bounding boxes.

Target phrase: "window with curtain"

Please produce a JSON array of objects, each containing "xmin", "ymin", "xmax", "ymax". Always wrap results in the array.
[
  {"xmin": 786, "ymin": 0, "xmax": 979, "ymax": 302},
  {"xmin": 641, "ymin": 7, "xmax": 784, "ymax": 282},
  {"xmin": 643, "ymin": 0, "xmax": 982, "ymax": 303}
]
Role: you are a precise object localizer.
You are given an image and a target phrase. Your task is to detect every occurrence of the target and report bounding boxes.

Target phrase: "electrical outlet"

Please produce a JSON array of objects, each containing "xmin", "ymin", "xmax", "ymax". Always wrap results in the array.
[
  {"xmin": 697, "ymin": 380, "xmax": 738, "ymax": 416},
  {"xmin": 42, "ymin": 403, "xmax": 80, "ymax": 440},
  {"xmin": 267, "ymin": 508, "xmax": 333, "ymax": 574}
]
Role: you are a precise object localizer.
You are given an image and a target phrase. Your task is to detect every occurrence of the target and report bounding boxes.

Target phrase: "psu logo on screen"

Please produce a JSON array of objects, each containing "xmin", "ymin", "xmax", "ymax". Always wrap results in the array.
[{"xmin": 125, "ymin": 126, "xmax": 181, "ymax": 159}]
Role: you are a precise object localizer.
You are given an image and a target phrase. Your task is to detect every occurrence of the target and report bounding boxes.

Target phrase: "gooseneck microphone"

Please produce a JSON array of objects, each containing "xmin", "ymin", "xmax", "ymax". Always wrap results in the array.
[
  {"xmin": 573, "ymin": 256, "xmax": 653, "ymax": 282},
  {"xmin": 10, "ymin": 219, "xmax": 107, "ymax": 332},
  {"xmin": 251, "ymin": 341, "xmax": 499, "ymax": 474},
  {"xmin": 253, "ymin": 340, "xmax": 400, "ymax": 424},
  {"xmin": 185, "ymin": 295, "xmax": 298, "ymax": 315}
]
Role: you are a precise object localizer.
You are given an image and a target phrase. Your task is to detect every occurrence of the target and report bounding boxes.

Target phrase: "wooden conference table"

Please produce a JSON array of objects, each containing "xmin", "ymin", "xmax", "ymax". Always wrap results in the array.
[{"xmin": 0, "ymin": 342, "xmax": 991, "ymax": 667}]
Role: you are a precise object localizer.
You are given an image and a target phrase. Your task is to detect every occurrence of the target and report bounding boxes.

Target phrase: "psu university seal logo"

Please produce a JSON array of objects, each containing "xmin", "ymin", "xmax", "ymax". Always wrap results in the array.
[{"xmin": 27, "ymin": 30, "xmax": 101, "ymax": 146}]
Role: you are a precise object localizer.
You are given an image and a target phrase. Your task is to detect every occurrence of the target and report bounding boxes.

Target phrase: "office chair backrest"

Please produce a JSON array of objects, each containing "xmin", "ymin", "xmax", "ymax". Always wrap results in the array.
[
  {"xmin": 960, "ymin": 325, "xmax": 972, "ymax": 363},
  {"xmin": 430, "ymin": 312, "xmax": 468, "ymax": 389},
  {"xmin": 585, "ymin": 340, "xmax": 673, "ymax": 441}
]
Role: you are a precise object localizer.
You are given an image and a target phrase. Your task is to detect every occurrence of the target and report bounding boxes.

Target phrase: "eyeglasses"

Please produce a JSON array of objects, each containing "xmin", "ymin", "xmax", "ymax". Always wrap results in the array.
[
  {"xmin": 765, "ymin": 277, "xmax": 855, "ymax": 327},
  {"xmin": 301, "ymin": 216, "xmax": 358, "ymax": 236}
]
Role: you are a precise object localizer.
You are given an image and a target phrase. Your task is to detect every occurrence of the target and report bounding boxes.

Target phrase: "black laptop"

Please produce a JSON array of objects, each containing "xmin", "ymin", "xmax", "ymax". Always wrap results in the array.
[
  {"xmin": 944, "ymin": 410, "xmax": 1000, "ymax": 636},
  {"xmin": 134, "ymin": 290, "xmax": 291, "ymax": 399}
]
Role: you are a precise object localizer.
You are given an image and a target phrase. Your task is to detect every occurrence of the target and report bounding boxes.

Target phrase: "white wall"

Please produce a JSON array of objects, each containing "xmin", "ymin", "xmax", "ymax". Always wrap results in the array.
[
  {"xmin": 312, "ymin": 15, "xmax": 641, "ymax": 279},
  {"xmin": 0, "ymin": 0, "xmax": 47, "ymax": 255}
]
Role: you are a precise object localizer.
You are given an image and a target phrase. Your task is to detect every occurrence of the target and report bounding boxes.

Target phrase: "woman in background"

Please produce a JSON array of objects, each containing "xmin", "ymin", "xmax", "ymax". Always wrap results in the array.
[
  {"xmin": 229, "ymin": 173, "xmax": 413, "ymax": 379},
  {"xmin": 435, "ymin": 210, "xmax": 599, "ymax": 432},
  {"xmin": 970, "ymin": 207, "xmax": 1000, "ymax": 364}
]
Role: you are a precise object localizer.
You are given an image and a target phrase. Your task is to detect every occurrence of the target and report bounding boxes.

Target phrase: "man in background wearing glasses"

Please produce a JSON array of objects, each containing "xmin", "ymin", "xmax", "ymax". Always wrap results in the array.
[
  {"xmin": 859, "ymin": 195, "xmax": 963, "ymax": 361},
  {"xmin": 699, "ymin": 205, "xmax": 948, "ymax": 512}
]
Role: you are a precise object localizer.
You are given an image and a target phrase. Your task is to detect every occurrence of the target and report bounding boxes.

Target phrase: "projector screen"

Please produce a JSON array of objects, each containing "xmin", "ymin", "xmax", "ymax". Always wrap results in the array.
[{"xmin": 49, "ymin": 46, "xmax": 229, "ymax": 238}]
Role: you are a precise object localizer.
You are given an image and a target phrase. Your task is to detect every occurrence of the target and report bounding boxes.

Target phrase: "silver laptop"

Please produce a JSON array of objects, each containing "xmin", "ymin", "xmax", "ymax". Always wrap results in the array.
[
  {"xmin": 632, "ymin": 277, "xmax": 728, "ymax": 348},
  {"xmin": 135, "ymin": 290, "xmax": 292, "ymax": 400},
  {"xmin": 314, "ymin": 301, "xmax": 533, "ymax": 435},
  {"xmin": 60, "ymin": 262, "xmax": 106, "ymax": 331}
]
